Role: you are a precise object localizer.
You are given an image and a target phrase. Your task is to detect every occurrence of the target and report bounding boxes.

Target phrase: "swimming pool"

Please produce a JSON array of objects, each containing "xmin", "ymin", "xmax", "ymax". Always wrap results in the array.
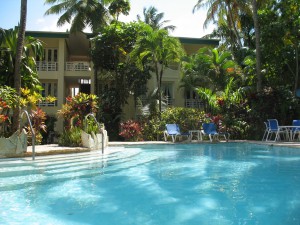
[{"xmin": 0, "ymin": 143, "xmax": 300, "ymax": 225}]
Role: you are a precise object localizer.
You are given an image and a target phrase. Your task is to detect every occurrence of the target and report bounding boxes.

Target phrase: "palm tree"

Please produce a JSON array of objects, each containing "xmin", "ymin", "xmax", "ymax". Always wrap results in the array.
[
  {"xmin": 181, "ymin": 47, "xmax": 237, "ymax": 92},
  {"xmin": 0, "ymin": 28, "xmax": 44, "ymax": 88},
  {"xmin": 1, "ymin": 27, "xmax": 44, "ymax": 132},
  {"xmin": 44, "ymin": 0, "xmax": 113, "ymax": 33},
  {"xmin": 12, "ymin": 0, "xmax": 27, "ymax": 132},
  {"xmin": 251, "ymin": 0, "xmax": 262, "ymax": 92},
  {"xmin": 130, "ymin": 25, "xmax": 184, "ymax": 113},
  {"xmin": 193, "ymin": 0, "xmax": 249, "ymax": 48},
  {"xmin": 137, "ymin": 6, "xmax": 176, "ymax": 32},
  {"xmin": 108, "ymin": 0, "xmax": 130, "ymax": 21}
]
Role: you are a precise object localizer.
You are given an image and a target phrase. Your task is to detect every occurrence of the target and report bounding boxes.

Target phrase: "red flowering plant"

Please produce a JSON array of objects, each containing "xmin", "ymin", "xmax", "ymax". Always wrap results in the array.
[
  {"xmin": 119, "ymin": 120, "xmax": 143, "ymax": 141},
  {"xmin": 0, "ymin": 99, "xmax": 9, "ymax": 123},
  {"xmin": 0, "ymin": 86, "xmax": 18, "ymax": 137},
  {"xmin": 0, "ymin": 98, "xmax": 10, "ymax": 137},
  {"xmin": 24, "ymin": 107, "xmax": 47, "ymax": 145}
]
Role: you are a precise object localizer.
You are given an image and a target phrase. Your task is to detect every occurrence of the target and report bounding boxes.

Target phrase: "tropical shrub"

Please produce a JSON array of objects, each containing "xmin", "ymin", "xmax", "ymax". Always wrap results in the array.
[
  {"xmin": 0, "ymin": 86, "xmax": 19, "ymax": 137},
  {"xmin": 58, "ymin": 93, "xmax": 98, "ymax": 130},
  {"xmin": 25, "ymin": 108, "xmax": 47, "ymax": 145},
  {"xmin": 119, "ymin": 120, "xmax": 143, "ymax": 141},
  {"xmin": 57, "ymin": 93, "xmax": 99, "ymax": 146},
  {"xmin": 246, "ymin": 86, "xmax": 300, "ymax": 140},
  {"xmin": 0, "ymin": 98, "xmax": 10, "ymax": 137},
  {"xmin": 161, "ymin": 107, "xmax": 207, "ymax": 132},
  {"xmin": 139, "ymin": 107, "xmax": 207, "ymax": 141},
  {"xmin": 58, "ymin": 127, "xmax": 82, "ymax": 147},
  {"xmin": 41, "ymin": 116, "xmax": 57, "ymax": 144}
]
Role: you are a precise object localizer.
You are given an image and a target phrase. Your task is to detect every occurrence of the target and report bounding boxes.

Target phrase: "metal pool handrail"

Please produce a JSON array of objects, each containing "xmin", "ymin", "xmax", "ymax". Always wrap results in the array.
[
  {"xmin": 20, "ymin": 110, "xmax": 35, "ymax": 160},
  {"xmin": 84, "ymin": 113, "xmax": 105, "ymax": 153}
]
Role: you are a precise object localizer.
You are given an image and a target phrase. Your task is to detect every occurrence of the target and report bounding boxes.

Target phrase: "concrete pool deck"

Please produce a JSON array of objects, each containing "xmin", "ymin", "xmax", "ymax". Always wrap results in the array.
[
  {"xmin": 2, "ymin": 140, "xmax": 300, "ymax": 159},
  {"xmin": 28, "ymin": 140, "xmax": 300, "ymax": 154}
]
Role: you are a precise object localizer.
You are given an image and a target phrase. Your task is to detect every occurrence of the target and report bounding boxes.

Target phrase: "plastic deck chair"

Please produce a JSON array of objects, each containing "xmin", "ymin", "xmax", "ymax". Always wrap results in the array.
[
  {"xmin": 164, "ymin": 124, "xmax": 190, "ymax": 142},
  {"xmin": 267, "ymin": 119, "xmax": 288, "ymax": 141},
  {"xmin": 262, "ymin": 122, "xmax": 270, "ymax": 141},
  {"xmin": 291, "ymin": 120, "xmax": 300, "ymax": 141},
  {"xmin": 202, "ymin": 123, "xmax": 219, "ymax": 142}
]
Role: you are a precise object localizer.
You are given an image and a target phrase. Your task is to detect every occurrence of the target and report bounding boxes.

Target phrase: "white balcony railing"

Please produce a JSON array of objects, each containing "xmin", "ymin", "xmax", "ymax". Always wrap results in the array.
[
  {"xmin": 66, "ymin": 61, "xmax": 90, "ymax": 71},
  {"xmin": 37, "ymin": 100, "xmax": 57, "ymax": 107},
  {"xmin": 36, "ymin": 61, "xmax": 57, "ymax": 71},
  {"xmin": 185, "ymin": 99, "xmax": 204, "ymax": 108}
]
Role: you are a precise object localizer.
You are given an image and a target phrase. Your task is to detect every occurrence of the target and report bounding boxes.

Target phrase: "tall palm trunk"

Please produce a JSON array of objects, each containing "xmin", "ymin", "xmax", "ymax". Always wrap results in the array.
[
  {"xmin": 294, "ymin": 46, "xmax": 299, "ymax": 95},
  {"xmin": 154, "ymin": 61, "xmax": 161, "ymax": 114},
  {"xmin": 12, "ymin": 0, "xmax": 27, "ymax": 132},
  {"xmin": 226, "ymin": 2, "xmax": 242, "ymax": 47},
  {"xmin": 252, "ymin": 0, "xmax": 262, "ymax": 92}
]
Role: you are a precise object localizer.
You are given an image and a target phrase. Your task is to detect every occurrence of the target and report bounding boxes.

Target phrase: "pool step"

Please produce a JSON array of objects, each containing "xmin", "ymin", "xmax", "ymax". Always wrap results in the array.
[{"xmin": 0, "ymin": 147, "xmax": 159, "ymax": 191}]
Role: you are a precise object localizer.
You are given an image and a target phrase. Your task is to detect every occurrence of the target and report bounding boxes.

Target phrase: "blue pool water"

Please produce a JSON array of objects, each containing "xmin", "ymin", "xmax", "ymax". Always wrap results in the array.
[{"xmin": 0, "ymin": 143, "xmax": 300, "ymax": 225}]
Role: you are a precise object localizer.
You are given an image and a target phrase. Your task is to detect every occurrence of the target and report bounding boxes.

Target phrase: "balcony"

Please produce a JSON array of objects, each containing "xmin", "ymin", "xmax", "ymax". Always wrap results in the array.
[
  {"xmin": 37, "ymin": 100, "xmax": 57, "ymax": 107},
  {"xmin": 36, "ymin": 61, "xmax": 57, "ymax": 71},
  {"xmin": 185, "ymin": 99, "xmax": 204, "ymax": 108},
  {"xmin": 66, "ymin": 61, "xmax": 90, "ymax": 71}
]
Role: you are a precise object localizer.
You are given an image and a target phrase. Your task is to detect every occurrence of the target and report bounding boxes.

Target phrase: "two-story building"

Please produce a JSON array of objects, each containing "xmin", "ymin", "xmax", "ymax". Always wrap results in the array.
[{"xmin": 26, "ymin": 31, "xmax": 219, "ymax": 132}]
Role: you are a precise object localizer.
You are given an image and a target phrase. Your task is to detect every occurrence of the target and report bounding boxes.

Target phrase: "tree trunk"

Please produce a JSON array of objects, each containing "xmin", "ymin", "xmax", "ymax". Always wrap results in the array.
[
  {"xmin": 159, "ymin": 64, "xmax": 164, "ymax": 114},
  {"xmin": 154, "ymin": 62, "xmax": 161, "ymax": 113},
  {"xmin": 227, "ymin": 3, "xmax": 242, "ymax": 48},
  {"xmin": 294, "ymin": 46, "xmax": 299, "ymax": 95},
  {"xmin": 252, "ymin": 0, "xmax": 262, "ymax": 92},
  {"xmin": 12, "ymin": 0, "xmax": 27, "ymax": 132}
]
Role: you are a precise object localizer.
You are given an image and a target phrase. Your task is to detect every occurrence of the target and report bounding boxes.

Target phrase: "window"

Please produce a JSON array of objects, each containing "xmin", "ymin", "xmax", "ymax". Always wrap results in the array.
[
  {"xmin": 185, "ymin": 90, "xmax": 203, "ymax": 108},
  {"xmin": 38, "ymin": 82, "xmax": 58, "ymax": 107},
  {"xmin": 162, "ymin": 83, "xmax": 173, "ymax": 106},
  {"xmin": 36, "ymin": 48, "xmax": 58, "ymax": 71}
]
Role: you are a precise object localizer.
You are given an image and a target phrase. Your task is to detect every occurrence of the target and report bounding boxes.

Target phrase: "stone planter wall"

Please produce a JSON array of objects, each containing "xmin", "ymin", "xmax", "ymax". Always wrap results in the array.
[
  {"xmin": 0, "ymin": 129, "xmax": 27, "ymax": 157},
  {"xmin": 81, "ymin": 129, "xmax": 108, "ymax": 150}
]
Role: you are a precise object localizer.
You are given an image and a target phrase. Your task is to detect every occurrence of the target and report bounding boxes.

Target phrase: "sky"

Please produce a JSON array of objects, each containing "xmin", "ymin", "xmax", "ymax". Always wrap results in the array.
[{"xmin": 0, "ymin": 0, "xmax": 214, "ymax": 38}]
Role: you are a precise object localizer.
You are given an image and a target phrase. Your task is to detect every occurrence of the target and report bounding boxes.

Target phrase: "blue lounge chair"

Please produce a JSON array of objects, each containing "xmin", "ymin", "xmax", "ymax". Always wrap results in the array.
[
  {"xmin": 291, "ymin": 120, "xmax": 300, "ymax": 141},
  {"xmin": 202, "ymin": 123, "xmax": 219, "ymax": 142},
  {"xmin": 267, "ymin": 119, "xmax": 288, "ymax": 141},
  {"xmin": 164, "ymin": 124, "xmax": 190, "ymax": 142}
]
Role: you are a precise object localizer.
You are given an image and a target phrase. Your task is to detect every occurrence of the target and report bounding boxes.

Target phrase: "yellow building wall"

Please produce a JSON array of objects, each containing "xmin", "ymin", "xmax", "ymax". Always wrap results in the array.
[{"xmin": 33, "ymin": 32, "xmax": 218, "ymax": 131}]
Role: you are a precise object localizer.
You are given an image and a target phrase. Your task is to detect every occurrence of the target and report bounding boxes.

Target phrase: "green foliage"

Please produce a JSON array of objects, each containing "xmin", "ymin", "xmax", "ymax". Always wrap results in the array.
[
  {"xmin": 58, "ymin": 127, "xmax": 82, "ymax": 147},
  {"xmin": 108, "ymin": 0, "xmax": 130, "ymax": 19},
  {"xmin": 45, "ymin": 0, "xmax": 109, "ymax": 33},
  {"xmin": 26, "ymin": 107, "xmax": 47, "ymax": 145},
  {"xmin": 137, "ymin": 6, "xmax": 176, "ymax": 32},
  {"xmin": 41, "ymin": 116, "xmax": 57, "ymax": 144},
  {"xmin": 161, "ymin": 107, "xmax": 207, "ymax": 131},
  {"xmin": 130, "ymin": 24, "xmax": 184, "ymax": 113},
  {"xmin": 84, "ymin": 117, "xmax": 101, "ymax": 135},
  {"xmin": 57, "ymin": 92, "xmax": 99, "ymax": 131},
  {"xmin": 57, "ymin": 93, "xmax": 99, "ymax": 146},
  {"xmin": 246, "ymin": 86, "xmax": 300, "ymax": 139},
  {"xmin": 0, "ymin": 27, "xmax": 44, "ymax": 91},
  {"xmin": 139, "ymin": 107, "xmax": 207, "ymax": 141},
  {"xmin": 91, "ymin": 21, "xmax": 151, "ymax": 140},
  {"xmin": 181, "ymin": 48, "xmax": 241, "ymax": 93}
]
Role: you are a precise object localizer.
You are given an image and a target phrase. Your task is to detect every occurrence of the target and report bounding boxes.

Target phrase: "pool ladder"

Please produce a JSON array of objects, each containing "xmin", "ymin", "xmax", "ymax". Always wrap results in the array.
[
  {"xmin": 84, "ymin": 113, "xmax": 105, "ymax": 154},
  {"xmin": 20, "ymin": 110, "xmax": 35, "ymax": 160}
]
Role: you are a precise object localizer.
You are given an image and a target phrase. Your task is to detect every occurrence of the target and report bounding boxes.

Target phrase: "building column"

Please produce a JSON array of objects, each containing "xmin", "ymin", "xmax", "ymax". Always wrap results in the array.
[{"xmin": 56, "ymin": 38, "xmax": 65, "ymax": 132}]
